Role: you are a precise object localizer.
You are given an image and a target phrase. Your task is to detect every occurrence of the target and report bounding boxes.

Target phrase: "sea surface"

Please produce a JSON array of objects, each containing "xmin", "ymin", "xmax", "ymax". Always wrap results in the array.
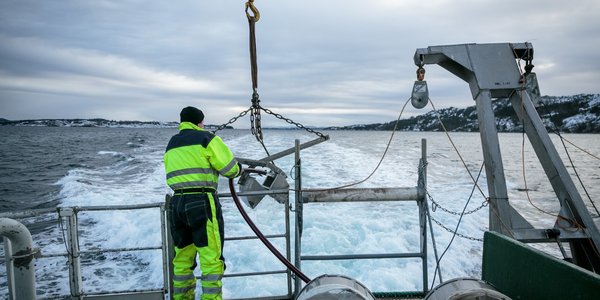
[{"xmin": 1, "ymin": 126, "xmax": 599, "ymax": 299}]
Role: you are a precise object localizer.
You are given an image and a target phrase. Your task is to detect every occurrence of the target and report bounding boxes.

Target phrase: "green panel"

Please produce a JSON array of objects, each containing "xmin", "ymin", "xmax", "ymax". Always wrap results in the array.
[{"xmin": 482, "ymin": 231, "xmax": 600, "ymax": 300}]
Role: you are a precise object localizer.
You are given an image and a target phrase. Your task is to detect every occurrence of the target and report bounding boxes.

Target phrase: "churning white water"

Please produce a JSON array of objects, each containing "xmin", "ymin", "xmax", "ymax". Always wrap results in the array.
[{"xmin": 1, "ymin": 128, "xmax": 598, "ymax": 299}]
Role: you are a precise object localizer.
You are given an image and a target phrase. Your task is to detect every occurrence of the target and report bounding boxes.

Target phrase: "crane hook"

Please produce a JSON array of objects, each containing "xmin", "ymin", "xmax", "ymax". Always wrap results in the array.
[{"xmin": 245, "ymin": 0, "xmax": 260, "ymax": 22}]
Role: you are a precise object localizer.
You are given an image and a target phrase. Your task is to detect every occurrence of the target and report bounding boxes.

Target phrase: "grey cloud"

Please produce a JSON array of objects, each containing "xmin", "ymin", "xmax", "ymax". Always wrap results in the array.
[{"xmin": 1, "ymin": 1, "xmax": 599, "ymax": 126}]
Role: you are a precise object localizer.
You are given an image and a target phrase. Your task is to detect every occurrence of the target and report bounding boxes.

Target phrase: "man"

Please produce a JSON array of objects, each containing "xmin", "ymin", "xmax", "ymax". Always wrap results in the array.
[{"xmin": 164, "ymin": 106, "xmax": 241, "ymax": 300}]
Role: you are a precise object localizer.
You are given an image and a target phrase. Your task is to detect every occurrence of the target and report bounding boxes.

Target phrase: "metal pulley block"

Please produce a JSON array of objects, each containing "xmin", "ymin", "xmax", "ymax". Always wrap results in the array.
[
  {"xmin": 411, "ymin": 80, "xmax": 429, "ymax": 109},
  {"xmin": 411, "ymin": 67, "xmax": 429, "ymax": 109}
]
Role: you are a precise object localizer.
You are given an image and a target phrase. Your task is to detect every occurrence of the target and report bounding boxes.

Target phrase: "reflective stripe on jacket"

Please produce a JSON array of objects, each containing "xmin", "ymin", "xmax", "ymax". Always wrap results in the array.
[{"xmin": 165, "ymin": 122, "xmax": 240, "ymax": 190}]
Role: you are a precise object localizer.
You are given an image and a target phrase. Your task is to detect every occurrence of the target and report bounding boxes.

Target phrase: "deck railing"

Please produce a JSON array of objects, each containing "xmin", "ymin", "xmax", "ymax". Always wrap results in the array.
[
  {"xmin": 292, "ymin": 139, "xmax": 430, "ymax": 297},
  {"xmin": 2, "ymin": 138, "xmax": 430, "ymax": 300}
]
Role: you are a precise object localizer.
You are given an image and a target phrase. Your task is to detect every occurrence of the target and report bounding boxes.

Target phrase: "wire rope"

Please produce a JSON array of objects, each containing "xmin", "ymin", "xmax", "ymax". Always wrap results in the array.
[
  {"xmin": 301, "ymin": 97, "xmax": 412, "ymax": 192},
  {"xmin": 429, "ymin": 164, "xmax": 484, "ymax": 289}
]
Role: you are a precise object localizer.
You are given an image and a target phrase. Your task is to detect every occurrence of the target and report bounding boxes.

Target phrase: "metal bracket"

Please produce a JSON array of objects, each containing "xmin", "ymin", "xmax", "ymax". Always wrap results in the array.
[{"xmin": 236, "ymin": 158, "xmax": 290, "ymax": 208}]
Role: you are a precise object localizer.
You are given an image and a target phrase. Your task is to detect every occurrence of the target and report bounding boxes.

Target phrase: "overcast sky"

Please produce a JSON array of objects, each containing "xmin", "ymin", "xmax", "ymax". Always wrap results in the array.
[{"xmin": 1, "ymin": 1, "xmax": 599, "ymax": 127}]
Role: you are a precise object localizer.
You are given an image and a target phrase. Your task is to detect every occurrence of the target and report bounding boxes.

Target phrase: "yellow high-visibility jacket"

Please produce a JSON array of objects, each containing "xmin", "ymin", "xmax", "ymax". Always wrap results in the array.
[{"xmin": 165, "ymin": 122, "xmax": 240, "ymax": 190}]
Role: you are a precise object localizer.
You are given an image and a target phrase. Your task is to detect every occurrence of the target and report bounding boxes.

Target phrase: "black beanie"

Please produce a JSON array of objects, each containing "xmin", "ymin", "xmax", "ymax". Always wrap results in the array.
[{"xmin": 180, "ymin": 106, "xmax": 204, "ymax": 124}]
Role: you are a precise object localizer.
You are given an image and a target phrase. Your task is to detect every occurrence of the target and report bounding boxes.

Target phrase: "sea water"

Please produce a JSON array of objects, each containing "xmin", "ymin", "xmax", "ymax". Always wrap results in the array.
[{"xmin": 0, "ymin": 126, "xmax": 598, "ymax": 298}]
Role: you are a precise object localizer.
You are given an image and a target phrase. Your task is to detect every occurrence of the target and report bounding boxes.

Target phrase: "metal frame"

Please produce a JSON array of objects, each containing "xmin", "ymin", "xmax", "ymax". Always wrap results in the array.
[
  {"xmin": 293, "ymin": 139, "xmax": 430, "ymax": 295},
  {"xmin": 414, "ymin": 42, "xmax": 600, "ymax": 272},
  {"xmin": 1, "ymin": 204, "xmax": 169, "ymax": 300}
]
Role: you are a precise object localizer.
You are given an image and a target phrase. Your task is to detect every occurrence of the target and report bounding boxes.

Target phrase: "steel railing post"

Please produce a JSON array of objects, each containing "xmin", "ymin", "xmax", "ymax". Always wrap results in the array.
[
  {"xmin": 164, "ymin": 195, "xmax": 175, "ymax": 298},
  {"xmin": 61, "ymin": 208, "xmax": 83, "ymax": 298},
  {"xmin": 293, "ymin": 139, "xmax": 304, "ymax": 296},
  {"xmin": 160, "ymin": 198, "xmax": 172, "ymax": 297},
  {"xmin": 419, "ymin": 139, "xmax": 429, "ymax": 293},
  {"xmin": 3, "ymin": 237, "xmax": 15, "ymax": 300},
  {"xmin": 284, "ymin": 191, "xmax": 293, "ymax": 297}
]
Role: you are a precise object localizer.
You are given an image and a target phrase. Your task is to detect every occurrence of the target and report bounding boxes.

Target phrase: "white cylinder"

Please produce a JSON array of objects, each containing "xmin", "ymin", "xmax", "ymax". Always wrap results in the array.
[
  {"xmin": 0, "ymin": 218, "xmax": 37, "ymax": 300},
  {"xmin": 425, "ymin": 277, "xmax": 511, "ymax": 300},
  {"xmin": 296, "ymin": 274, "xmax": 376, "ymax": 300}
]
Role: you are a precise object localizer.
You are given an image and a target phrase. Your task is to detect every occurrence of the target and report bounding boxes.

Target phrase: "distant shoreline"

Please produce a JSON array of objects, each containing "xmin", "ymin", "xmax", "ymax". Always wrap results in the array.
[
  {"xmin": 0, "ymin": 118, "xmax": 233, "ymax": 129},
  {"xmin": 2, "ymin": 94, "xmax": 599, "ymax": 133}
]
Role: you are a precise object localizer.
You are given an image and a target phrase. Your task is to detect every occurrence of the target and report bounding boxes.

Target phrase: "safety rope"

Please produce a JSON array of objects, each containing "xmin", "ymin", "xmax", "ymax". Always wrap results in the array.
[
  {"xmin": 533, "ymin": 97, "xmax": 600, "ymax": 217},
  {"xmin": 520, "ymin": 127, "xmax": 558, "ymax": 217},
  {"xmin": 511, "ymin": 60, "xmax": 563, "ymax": 219},
  {"xmin": 424, "ymin": 197, "xmax": 444, "ymax": 284},
  {"xmin": 298, "ymin": 97, "xmax": 412, "ymax": 193},
  {"xmin": 557, "ymin": 135, "xmax": 600, "ymax": 217},
  {"xmin": 558, "ymin": 135, "xmax": 600, "ymax": 161},
  {"xmin": 428, "ymin": 98, "xmax": 488, "ymax": 200}
]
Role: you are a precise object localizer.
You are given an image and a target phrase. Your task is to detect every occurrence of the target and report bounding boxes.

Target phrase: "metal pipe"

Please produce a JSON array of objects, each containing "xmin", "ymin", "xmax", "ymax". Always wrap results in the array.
[
  {"xmin": 75, "ymin": 203, "xmax": 163, "ymax": 212},
  {"xmin": 73, "ymin": 289, "xmax": 165, "ymax": 299},
  {"xmin": 301, "ymin": 252, "xmax": 423, "ymax": 261},
  {"xmin": 0, "ymin": 218, "xmax": 36, "ymax": 300},
  {"xmin": 225, "ymin": 234, "xmax": 286, "ymax": 241},
  {"xmin": 223, "ymin": 269, "xmax": 288, "ymax": 278},
  {"xmin": 0, "ymin": 207, "xmax": 56, "ymax": 219},
  {"xmin": 3, "ymin": 237, "xmax": 15, "ymax": 300},
  {"xmin": 219, "ymin": 189, "xmax": 289, "ymax": 198},
  {"xmin": 302, "ymin": 187, "xmax": 419, "ymax": 203},
  {"xmin": 258, "ymin": 135, "xmax": 329, "ymax": 162}
]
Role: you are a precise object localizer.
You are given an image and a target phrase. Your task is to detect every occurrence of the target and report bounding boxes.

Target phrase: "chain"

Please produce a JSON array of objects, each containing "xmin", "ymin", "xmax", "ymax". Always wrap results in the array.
[
  {"xmin": 211, "ymin": 104, "xmax": 325, "ymax": 142},
  {"xmin": 430, "ymin": 214, "xmax": 483, "ymax": 242},
  {"xmin": 417, "ymin": 159, "xmax": 488, "ymax": 216},
  {"xmin": 242, "ymin": 0, "xmax": 324, "ymax": 145},
  {"xmin": 250, "ymin": 92, "xmax": 264, "ymax": 143},
  {"xmin": 261, "ymin": 106, "xmax": 327, "ymax": 138},
  {"xmin": 420, "ymin": 158, "xmax": 486, "ymax": 242},
  {"xmin": 216, "ymin": 1, "xmax": 324, "ymax": 153},
  {"xmin": 212, "ymin": 107, "xmax": 252, "ymax": 134},
  {"xmin": 427, "ymin": 191, "xmax": 488, "ymax": 216}
]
